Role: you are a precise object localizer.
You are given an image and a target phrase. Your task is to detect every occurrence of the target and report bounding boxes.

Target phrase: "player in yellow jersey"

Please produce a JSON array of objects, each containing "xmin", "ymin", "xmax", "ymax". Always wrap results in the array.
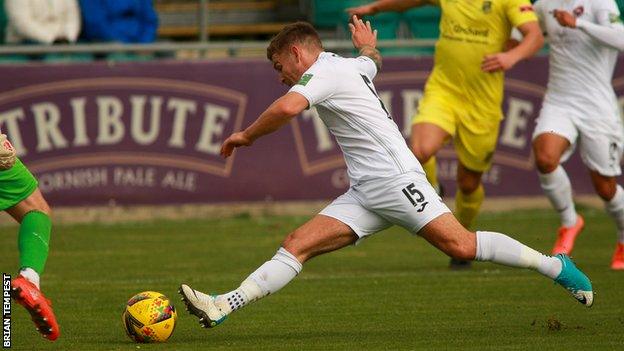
[{"xmin": 349, "ymin": 0, "xmax": 543, "ymax": 268}]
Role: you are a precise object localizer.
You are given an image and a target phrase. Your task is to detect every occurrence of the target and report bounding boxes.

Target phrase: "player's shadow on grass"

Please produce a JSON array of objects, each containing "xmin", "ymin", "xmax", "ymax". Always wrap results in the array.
[
  {"xmin": 108, "ymin": 330, "xmax": 352, "ymax": 348},
  {"xmin": 169, "ymin": 329, "xmax": 352, "ymax": 343}
]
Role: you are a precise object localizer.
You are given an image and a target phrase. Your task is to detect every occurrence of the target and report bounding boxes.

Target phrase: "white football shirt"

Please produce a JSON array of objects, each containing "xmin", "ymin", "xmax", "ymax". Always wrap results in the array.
[
  {"xmin": 535, "ymin": 0, "xmax": 623, "ymax": 117},
  {"xmin": 289, "ymin": 52, "xmax": 423, "ymax": 185}
]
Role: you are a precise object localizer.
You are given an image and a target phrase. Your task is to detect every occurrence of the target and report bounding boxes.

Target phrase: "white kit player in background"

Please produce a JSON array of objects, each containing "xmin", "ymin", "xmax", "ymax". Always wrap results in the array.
[
  {"xmin": 530, "ymin": 0, "xmax": 624, "ymax": 268},
  {"xmin": 178, "ymin": 17, "xmax": 594, "ymax": 329}
]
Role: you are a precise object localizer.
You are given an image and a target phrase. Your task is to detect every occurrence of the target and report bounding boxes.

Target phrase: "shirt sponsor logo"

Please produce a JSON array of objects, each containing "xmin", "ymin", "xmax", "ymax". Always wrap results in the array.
[
  {"xmin": 451, "ymin": 23, "xmax": 490, "ymax": 37},
  {"xmin": 609, "ymin": 13, "xmax": 623, "ymax": 24},
  {"xmin": 519, "ymin": 5, "xmax": 534, "ymax": 12},
  {"xmin": 297, "ymin": 74, "xmax": 314, "ymax": 86}
]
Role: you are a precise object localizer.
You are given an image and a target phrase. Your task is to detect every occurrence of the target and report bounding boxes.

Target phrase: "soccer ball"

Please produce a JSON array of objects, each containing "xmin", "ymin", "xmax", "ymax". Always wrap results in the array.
[{"xmin": 122, "ymin": 291, "xmax": 177, "ymax": 343}]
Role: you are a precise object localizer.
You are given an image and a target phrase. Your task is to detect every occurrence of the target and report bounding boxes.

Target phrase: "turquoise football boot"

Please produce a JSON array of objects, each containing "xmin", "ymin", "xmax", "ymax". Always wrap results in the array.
[{"xmin": 554, "ymin": 254, "xmax": 594, "ymax": 307}]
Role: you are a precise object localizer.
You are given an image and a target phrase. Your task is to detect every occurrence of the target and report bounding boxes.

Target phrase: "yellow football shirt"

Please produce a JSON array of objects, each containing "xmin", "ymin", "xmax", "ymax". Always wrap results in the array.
[{"xmin": 426, "ymin": 0, "xmax": 537, "ymax": 119}]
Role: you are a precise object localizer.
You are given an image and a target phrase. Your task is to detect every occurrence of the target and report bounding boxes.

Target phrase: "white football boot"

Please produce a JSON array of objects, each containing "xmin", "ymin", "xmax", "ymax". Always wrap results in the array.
[{"xmin": 178, "ymin": 284, "xmax": 227, "ymax": 328}]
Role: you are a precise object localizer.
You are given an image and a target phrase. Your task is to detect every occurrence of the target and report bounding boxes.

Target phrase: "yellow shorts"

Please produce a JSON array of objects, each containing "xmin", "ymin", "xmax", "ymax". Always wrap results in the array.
[{"xmin": 413, "ymin": 84, "xmax": 501, "ymax": 172}]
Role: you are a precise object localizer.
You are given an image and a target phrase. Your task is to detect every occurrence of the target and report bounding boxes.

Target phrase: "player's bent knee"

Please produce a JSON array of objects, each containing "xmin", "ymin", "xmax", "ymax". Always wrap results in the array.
[
  {"xmin": 457, "ymin": 182, "xmax": 479, "ymax": 195},
  {"xmin": 534, "ymin": 152, "xmax": 560, "ymax": 174},
  {"xmin": 595, "ymin": 183, "xmax": 616, "ymax": 201},
  {"xmin": 457, "ymin": 166, "xmax": 482, "ymax": 194},
  {"xmin": 6, "ymin": 191, "xmax": 52, "ymax": 223},
  {"xmin": 32, "ymin": 198, "xmax": 52, "ymax": 217},
  {"xmin": 38, "ymin": 200, "xmax": 52, "ymax": 217},
  {"xmin": 25, "ymin": 189, "xmax": 52, "ymax": 216},
  {"xmin": 457, "ymin": 177, "xmax": 480, "ymax": 194}
]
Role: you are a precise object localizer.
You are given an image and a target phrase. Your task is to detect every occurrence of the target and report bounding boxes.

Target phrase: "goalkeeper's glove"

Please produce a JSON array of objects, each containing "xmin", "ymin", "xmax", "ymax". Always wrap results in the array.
[{"xmin": 0, "ymin": 134, "xmax": 16, "ymax": 170}]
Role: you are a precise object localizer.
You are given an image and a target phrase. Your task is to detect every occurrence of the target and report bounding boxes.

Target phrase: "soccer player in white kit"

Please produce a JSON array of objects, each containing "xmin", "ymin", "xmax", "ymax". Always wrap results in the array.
[
  {"xmin": 178, "ymin": 17, "xmax": 594, "ymax": 328},
  {"xmin": 530, "ymin": 0, "xmax": 624, "ymax": 268}
]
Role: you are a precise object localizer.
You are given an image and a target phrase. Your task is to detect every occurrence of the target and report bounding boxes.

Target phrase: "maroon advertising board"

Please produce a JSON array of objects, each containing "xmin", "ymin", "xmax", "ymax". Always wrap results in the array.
[{"xmin": 0, "ymin": 56, "xmax": 622, "ymax": 205}]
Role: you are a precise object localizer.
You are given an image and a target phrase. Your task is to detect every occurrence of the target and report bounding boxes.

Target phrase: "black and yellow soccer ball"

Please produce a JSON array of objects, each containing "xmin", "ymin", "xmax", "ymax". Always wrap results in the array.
[{"xmin": 122, "ymin": 291, "xmax": 177, "ymax": 343}]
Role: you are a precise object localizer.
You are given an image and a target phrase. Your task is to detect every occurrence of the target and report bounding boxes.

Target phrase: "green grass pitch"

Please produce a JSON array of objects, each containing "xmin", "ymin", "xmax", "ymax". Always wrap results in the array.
[{"xmin": 1, "ymin": 208, "xmax": 624, "ymax": 350}]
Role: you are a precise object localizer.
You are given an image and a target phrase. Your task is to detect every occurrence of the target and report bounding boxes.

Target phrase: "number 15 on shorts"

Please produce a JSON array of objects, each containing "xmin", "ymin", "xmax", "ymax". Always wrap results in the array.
[{"xmin": 402, "ymin": 183, "xmax": 428, "ymax": 212}]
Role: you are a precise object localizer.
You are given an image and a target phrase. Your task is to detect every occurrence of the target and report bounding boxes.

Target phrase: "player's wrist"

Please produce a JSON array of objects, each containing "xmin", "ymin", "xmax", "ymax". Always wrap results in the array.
[
  {"xmin": 367, "ymin": 3, "xmax": 379, "ymax": 15},
  {"xmin": 241, "ymin": 130, "xmax": 255, "ymax": 145},
  {"xmin": 509, "ymin": 54, "xmax": 523, "ymax": 69},
  {"xmin": 358, "ymin": 44, "xmax": 376, "ymax": 53},
  {"xmin": 510, "ymin": 51, "xmax": 522, "ymax": 64}
]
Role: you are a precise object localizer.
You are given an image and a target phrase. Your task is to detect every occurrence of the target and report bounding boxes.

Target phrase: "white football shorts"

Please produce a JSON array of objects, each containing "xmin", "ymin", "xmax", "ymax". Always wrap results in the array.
[
  {"xmin": 320, "ymin": 171, "xmax": 451, "ymax": 242},
  {"xmin": 533, "ymin": 103, "xmax": 624, "ymax": 176}
]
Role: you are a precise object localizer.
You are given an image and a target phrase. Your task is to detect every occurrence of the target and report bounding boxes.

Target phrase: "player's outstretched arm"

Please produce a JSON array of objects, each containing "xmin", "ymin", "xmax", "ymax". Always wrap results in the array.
[
  {"xmin": 220, "ymin": 92, "xmax": 308, "ymax": 158},
  {"xmin": 481, "ymin": 21, "xmax": 543, "ymax": 72},
  {"xmin": 349, "ymin": 15, "xmax": 382, "ymax": 71},
  {"xmin": 346, "ymin": 0, "xmax": 428, "ymax": 17},
  {"xmin": 553, "ymin": 9, "xmax": 624, "ymax": 51}
]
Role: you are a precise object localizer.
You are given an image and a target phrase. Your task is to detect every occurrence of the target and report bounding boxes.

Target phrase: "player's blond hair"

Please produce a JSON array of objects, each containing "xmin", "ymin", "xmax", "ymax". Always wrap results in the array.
[{"xmin": 266, "ymin": 22, "xmax": 323, "ymax": 61}]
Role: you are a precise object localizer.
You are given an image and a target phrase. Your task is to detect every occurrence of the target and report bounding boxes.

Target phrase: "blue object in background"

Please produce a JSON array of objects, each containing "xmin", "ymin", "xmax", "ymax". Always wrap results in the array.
[{"xmin": 78, "ymin": 0, "xmax": 158, "ymax": 43}]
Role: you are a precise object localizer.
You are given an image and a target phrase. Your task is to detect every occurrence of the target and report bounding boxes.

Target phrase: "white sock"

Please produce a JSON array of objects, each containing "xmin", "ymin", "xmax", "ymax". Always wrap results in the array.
[
  {"xmin": 19, "ymin": 268, "xmax": 40, "ymax": 289},
  {"xmin": 215, "ymin": 247, "xmax": 302, "ymax": 314},
  {"xmin": 605, "ymin": 185, "xmax": 624, "ymax": 244},
  {"xmin": 475, "ymin": 231, "xmax": 562, "ymax": 279},
  {"xmin": 539, "ymin": 166, "xmax": 577, "ymax": 227}
]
